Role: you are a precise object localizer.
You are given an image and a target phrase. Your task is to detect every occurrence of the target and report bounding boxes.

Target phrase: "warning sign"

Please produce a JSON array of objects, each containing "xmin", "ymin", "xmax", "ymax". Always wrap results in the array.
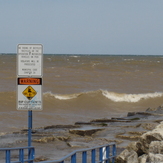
[
  {"xmin": 18, "ymin": 78, "xmax": 42, "ymax": 85},
  {"xmin": 23, "ymin": 86, "xmax": 37, "ymax": 100},
  {"xmin": 17, "ymin": 44, "xmax": 43, "ymax": 111},
  {"xmin": 17, "ymin": 78, "xmax": 42, "ymax": 111}
]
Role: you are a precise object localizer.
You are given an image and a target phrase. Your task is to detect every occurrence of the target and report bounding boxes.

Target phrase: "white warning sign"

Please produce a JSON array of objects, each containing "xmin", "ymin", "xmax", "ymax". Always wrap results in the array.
[
  {"xmin": 17, "ymin": 44, "xmax": 43, "ymax": 77},
  {"xmin": 17, "ymin": 78, "xmax": 42, "ymax": 111}
]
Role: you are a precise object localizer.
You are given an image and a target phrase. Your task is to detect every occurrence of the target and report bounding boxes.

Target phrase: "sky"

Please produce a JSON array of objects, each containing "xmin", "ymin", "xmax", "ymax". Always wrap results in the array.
[{"xmin": 0, "ymin": 0, "xmax": 163, "ymax": 55}]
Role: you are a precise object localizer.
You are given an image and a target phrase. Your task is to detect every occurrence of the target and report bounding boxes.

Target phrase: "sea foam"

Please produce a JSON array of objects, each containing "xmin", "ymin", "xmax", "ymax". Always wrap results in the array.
[
  {"xmin": 102, "ymin": 90, "xmax": 163, "ymax": 103},
  {"xmin": 43, "ymin": 91, "xmax": 80, "ymax": 100}
]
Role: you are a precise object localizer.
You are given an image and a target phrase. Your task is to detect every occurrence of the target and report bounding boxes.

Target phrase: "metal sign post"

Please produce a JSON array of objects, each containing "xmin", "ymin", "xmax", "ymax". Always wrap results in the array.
[
  {"xmin": 28, "ymin": 110, "xmax": 33, "ymax": 162},
  {"xmin": 17, "ymin": 44, "xmax": 43, "ymax": 161},
  {"xmin": 28, "ymin": 110, "xmax": 32, "ymax": 147}
]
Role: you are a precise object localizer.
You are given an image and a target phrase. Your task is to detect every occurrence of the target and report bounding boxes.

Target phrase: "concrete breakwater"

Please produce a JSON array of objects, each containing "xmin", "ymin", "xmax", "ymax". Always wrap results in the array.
[{"xmin": 1, "ymin": 106, "xmax": 163, "ymax": 162}]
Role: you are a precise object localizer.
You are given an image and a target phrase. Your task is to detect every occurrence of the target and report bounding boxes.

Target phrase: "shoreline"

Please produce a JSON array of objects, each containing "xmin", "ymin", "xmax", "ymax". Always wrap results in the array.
[{"xmin": 1, "ymin": 106, "xmax": 163, "ymax": 161}]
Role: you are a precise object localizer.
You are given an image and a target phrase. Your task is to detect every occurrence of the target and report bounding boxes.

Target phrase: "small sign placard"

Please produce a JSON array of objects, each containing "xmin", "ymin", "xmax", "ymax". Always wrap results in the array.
[{"xmin": 17, "ymin": 44, "xmax": 43, "ymax": 77}]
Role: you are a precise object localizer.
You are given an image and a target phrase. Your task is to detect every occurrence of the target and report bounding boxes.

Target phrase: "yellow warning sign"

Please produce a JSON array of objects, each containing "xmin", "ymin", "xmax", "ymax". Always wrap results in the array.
[{"xmin": 22, "ymin": 86, "xmax": 37, "ymax": 100}]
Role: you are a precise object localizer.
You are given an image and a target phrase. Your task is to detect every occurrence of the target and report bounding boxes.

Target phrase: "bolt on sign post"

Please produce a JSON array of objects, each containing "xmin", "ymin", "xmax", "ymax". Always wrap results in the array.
[{"xmin": 17, "ymin": 44, "xmax": 43, "ymax": 156}]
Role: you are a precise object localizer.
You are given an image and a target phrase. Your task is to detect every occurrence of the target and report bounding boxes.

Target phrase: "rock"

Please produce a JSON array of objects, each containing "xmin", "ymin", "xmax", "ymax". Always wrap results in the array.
[
  {"xmin": 156, "ymin": 106, "xmax": 163, "ymax": 113},
  {"xmin": 116, "ymin": 149, "xmax": 138, "ymax": 163},
  {"xmin": 149, "ymin": 153, "xmax": 163, "ymax": 162},
  {"xmin": 20, "ymin": 129, "xmax": 37, "ymax": 133},
  {"xmin": 135, "ymin": 124, "xmax": 141, "ymax": 128},
  {"xmin": 69, "ymin": 128, "xmax": 103, "ymax": 136},
  {"xmin": 56, "ymin": 136, "xmax": 70, "ymax": 142},
  {"xmin": 141, "ymin": 123, "xmax": 158, "ymax": 130},
  {"xmin": 112, "ymin": 117, "xmax": 140, "ymax": 121},
  {"xmin": 138, "ymin": 154, "xmax": 148, "ymax": 163},
  {"xmin": 116, "ymin": 134, "xmax": 140, "ymax": 140},
  {"xmin": 155, "ymin": 121, "xmax": 163, "ymax": 129},
  {"xmin": 137, "ymin": 112, "xmax": 154, "ymax": 116},
  {"xmin": 0, "ymin": 132, "xmax": 7, "ymax": 136},
  {"xmin": 127, "ymin": 112, "xmax": 153, "ymax": 117},
  {"xmin": 146, "ymin": 107, "xmax": 156, "ymax": 112},
  {"xmin": 117, "ymin": 121, "xmax": 163, "ymax": 162},
  {"xmin": 127, "ymin": 142, "xmax": 138, "ymax": 152},
  {"xmin": 114, "ymin": 140, "xmax": 124, "ymax": 144},
  {"xmin": 34, "ymin": 156, "xmax": 48, "ymax": 162},
  {"xmin": 33, "ymin": 136, "xmax": 56, "ymax": 143},
  {"xmin": 136, "ymin": 122, "xmax": 163, "ymax": 154},
  {"xmin": 128, "ymin": 131, "xmax": 145, "ymax": 135},
  {"xmin": 116, "ymin": 149, "xmax": 130, "ymax": 163},
  {"xmin": 146, "ymin": 106, "xmax": 163, "ymax": 114},
  {"xmin": 75, "ymin": 122, "xmax": 92, "ymax": 125},
  {"xmin": 127, "ymin": 150, "xmax": 139, "ymax": 163},
  {"xmin": 67, "ymin": 142, "xmax": 89, "ymax": 148},
  {"xmin": 127, "ymin": 112, "xmax": 137, "ymax": 117},
  {"xmin": 91, "ymin": 118, "xmax": 131, "ymax": 123},
  {"xmin": 149, "ymin": 141, "xmax": 163, "ymax": 154},
  {"xmin": 155, "ymin": 120, "xmax": 163, "ymax": 123},
  {"xmin": 44, "ymin": 125, "xmax": 79, "ymax": 130},
  {"xmin": 33, "ymin": 136, "xmax": 71, "ymax": 143}
]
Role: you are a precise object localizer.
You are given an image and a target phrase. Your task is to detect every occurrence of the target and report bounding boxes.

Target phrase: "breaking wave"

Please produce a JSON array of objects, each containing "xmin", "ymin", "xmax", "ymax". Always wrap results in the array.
[
  {"xmin": 102, "ymin": 91, "xmax": 163, "ymax": 102},
  {"xmin": 43, "ymin": 90, "xmax": 163, "ymax": 103},
  {"xmin": 43, "ymin": 91, "xmax": 81, "ymax": 100}
]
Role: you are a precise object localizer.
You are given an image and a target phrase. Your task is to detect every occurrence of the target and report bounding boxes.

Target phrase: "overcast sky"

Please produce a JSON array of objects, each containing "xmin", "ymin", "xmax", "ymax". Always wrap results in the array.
[{"xmin": 0, "ymin": 1, "xmax": 163, "ymax": 55}]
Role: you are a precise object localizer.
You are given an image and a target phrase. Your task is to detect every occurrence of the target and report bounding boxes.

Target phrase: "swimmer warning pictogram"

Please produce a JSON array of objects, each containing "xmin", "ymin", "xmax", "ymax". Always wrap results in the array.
[{"xmin": 22, "ymin": 86, "xmax": 37, "ymax": 100}]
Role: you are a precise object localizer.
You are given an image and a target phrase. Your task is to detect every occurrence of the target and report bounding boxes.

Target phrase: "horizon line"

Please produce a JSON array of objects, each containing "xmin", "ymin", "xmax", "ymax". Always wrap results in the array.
[{"xmin": 0, "ymin": 53, "xmax": 163, "ymax": 56}]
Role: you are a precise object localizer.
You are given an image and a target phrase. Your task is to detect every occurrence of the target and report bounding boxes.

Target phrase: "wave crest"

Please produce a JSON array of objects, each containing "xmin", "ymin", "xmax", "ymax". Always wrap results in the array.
[
  {"xmin": 102, "ymin": 91, "xmax": 163, "ymax": 102},
  {"xmin": 43, "ymin": 91, "xmax": 80, "ymax": 100},
  {"xmin": 43, "ymin": 90, "xmax": 163, "ymax": 102}
]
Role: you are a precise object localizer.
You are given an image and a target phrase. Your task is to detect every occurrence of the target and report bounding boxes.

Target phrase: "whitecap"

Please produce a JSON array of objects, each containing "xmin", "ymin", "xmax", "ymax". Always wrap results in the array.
[
  {"xmin": 69, "ymin": 56, "xmax": 80, "ymax": 58},
  {"xmin": 43, "ymin": 91, "xmax": 80, "ymax": 100},
  {"xmin": 123, "ymin": 59, "xmax": 134, "ymax": 61},
  {"xmin": 55, "ymin": 94, "xmax": 78, "ymax": 100},
  {"xmin": 47, "ymin": 58, "xmax": 51, "ymax": 61},
  {"xmin": 102, "ymin": 90, "xmax": 163, "ymax": 103}
]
